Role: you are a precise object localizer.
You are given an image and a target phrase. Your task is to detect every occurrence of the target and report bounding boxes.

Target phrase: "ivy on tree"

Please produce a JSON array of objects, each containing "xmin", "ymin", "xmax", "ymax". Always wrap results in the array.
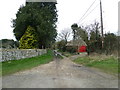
[{"xmin": 19, "ymin": 26, "xmax": 39, "ymax": 49}]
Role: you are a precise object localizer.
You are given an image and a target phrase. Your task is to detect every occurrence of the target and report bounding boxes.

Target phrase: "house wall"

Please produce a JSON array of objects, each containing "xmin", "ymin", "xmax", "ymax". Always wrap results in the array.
[{"xmin": 1, "ymin": 49, "xmax": 47, "ymax": 62}]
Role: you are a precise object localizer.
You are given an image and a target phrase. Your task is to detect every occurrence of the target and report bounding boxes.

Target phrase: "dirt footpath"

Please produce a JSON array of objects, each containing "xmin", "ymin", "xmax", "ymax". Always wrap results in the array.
[{"xmin": 2, "ymin": 55, "xmax": 118, "ymax": 88}]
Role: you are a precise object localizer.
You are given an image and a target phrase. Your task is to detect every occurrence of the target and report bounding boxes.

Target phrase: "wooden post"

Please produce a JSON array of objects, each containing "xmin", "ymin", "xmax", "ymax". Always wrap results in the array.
[{"xmin": 100, "ymin": 0, "xmax": 104, "ymax": 49}]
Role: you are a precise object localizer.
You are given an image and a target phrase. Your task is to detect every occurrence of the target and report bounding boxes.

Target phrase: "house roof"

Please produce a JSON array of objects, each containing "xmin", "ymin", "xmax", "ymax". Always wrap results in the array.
[
  {"xmin": 26, "ymin": 0, "xmax": 57, "ymax": 3},
  {"xmin": 66, "ymin": 39, "xmax": 87, "ymax": 46}
]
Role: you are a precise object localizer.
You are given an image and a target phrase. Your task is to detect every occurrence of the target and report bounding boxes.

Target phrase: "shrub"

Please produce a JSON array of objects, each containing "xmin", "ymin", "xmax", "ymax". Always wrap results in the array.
[{"xmin": 19, "ymin": 26, "xmax": 39, "ymax": 49}]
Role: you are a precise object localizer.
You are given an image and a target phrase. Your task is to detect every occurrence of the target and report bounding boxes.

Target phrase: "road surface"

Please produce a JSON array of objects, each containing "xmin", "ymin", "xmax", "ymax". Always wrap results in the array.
[{"xmin": 2, "ymin": 55, "xmax": 118, "ymax": 88}]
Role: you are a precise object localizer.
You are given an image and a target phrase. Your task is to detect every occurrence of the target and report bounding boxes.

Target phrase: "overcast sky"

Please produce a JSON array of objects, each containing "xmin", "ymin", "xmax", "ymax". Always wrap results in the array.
[{"xmin": 0, "ymin": 0, "xmax": 119, "ymax": 40}]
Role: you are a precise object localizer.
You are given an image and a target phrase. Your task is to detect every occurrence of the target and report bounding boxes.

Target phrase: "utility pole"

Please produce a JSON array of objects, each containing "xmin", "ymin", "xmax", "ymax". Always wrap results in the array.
[{"xmin": 100, "ymin": 0, "xmax": 104, "ymax": 49}]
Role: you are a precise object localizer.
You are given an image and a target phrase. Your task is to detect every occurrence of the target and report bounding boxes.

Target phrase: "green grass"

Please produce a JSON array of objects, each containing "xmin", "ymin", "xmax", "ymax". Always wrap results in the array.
[
  {"xmin": 73, "ymin": 55, "xmax": 119, "ymax": 74},
  {"xmin": 1, "ymin": 50, "xmax": 54, "ymax": 76}
]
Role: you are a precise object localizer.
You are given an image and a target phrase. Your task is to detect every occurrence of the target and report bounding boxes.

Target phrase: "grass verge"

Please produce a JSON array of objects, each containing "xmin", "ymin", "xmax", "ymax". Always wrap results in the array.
[
  {"xmin": 1, "ymin": 50, "xmax": 54, "ymax": 76},
  {"xmin": 73, "ymin": 55, "xmax": 119, "ymax": 75}
]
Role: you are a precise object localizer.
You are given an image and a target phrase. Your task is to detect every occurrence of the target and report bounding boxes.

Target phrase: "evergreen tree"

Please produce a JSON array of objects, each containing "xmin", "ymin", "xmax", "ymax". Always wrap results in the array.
[
  {"xmin": 71, "ymin": 24, "xmax": 88, "ymax": 43},
  {"xmin": 12, "ymin": 2, "xmax": 58, "ymax": 48}
]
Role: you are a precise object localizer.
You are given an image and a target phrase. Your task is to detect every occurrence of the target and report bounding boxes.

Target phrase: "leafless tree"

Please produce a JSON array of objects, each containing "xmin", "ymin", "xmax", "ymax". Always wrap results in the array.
[{"xmin": 57, "ymin": 29, "xmax": 71, "ymax": 44}]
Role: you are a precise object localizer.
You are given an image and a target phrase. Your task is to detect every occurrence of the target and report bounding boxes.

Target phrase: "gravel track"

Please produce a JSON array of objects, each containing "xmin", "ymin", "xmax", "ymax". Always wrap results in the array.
[{"xmin": 2, "ymin": 55, "xmax": 118, "ymax": 88}]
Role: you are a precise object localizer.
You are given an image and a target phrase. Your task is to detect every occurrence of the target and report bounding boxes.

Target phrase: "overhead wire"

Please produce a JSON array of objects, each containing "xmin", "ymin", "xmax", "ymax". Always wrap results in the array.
[
  {"xmin": 79, "ymin": 3, "xmax": 100, "ymax": 25},
  {"xmin": 78, "ymin": 0, "xmax": 97, "ymax": 23}
]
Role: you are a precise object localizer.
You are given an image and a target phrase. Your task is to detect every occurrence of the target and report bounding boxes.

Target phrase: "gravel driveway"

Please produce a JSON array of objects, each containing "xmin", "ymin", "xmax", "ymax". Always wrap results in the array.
[{"xmin": 2, "ymin": 55, "xmax": 118, "ymax": 88}]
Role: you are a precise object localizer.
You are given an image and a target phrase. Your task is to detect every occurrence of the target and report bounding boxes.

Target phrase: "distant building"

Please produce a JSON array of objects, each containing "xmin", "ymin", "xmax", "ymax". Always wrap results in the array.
[{"xmin": 66, "ymin": 39, "xmax": 87, "ymax": 53}]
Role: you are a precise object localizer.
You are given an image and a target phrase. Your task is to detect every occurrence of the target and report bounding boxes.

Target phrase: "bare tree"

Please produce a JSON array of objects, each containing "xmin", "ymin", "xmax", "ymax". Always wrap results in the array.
[{"xmin": 57, "ymin": 29, "xmax": 71, "ymax": 44}]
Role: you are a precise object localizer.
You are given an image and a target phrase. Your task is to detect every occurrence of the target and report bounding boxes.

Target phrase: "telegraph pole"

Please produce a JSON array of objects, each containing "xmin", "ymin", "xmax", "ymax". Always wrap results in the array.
[{"xmin": 100, "ymin": 0, "xmax": 104, "ymax": 49}]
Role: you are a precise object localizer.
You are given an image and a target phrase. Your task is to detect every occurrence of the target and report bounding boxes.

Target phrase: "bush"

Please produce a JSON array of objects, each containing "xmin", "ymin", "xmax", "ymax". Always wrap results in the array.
[
  {"xmin": 66, "ymin": 46, "xmax": 77, "ymax": 53},
  {"xmin": 19, "ymin": 26, "xmax": 39, "ymax": 49}
]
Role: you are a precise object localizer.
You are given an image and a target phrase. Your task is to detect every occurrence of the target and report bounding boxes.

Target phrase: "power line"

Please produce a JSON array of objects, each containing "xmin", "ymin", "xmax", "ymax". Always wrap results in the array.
[
  {"xmin": 79, "ymin": 3, "xmax": 99, "ymax": 25},
  {"xmin": 78, "ymin": 0, "xmax": 97, "ymax": 23}
]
